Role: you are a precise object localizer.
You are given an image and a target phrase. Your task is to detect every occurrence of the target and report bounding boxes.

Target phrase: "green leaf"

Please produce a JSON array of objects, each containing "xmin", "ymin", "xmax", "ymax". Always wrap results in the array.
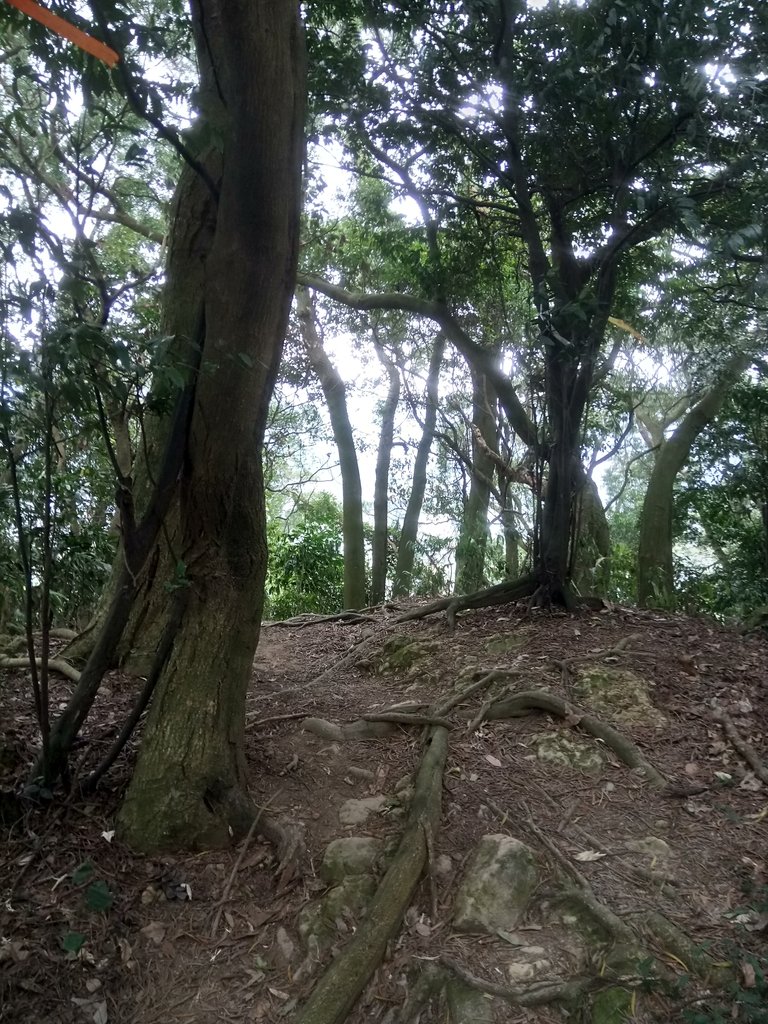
[
  {"xmin": 85, "ymin": 880, "xmax": 114, "ymax": 913},
  {"xmin": 71, "ymin": 862, "xmax": 95, "ymax": 885},
  {"xmin": 61, "ymin": 931, "xmax": 86, "ymax": 954}
]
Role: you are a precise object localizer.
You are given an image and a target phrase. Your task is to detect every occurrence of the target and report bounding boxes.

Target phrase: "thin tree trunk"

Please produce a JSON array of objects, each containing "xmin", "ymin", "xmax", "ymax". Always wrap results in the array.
[
  {"xmin": 455, "ymin": 369, "xmax": 497, "ymax": 594},
  {"xmin": 117, "ymin": 0, "xmax": 305, "ymax": 851},
  {"xmin": 370, "ymin": 336, "xmax": 400, "ymax": 604},
  {"xmin": 295, "ymin": 286, "xmax": 367, "ymax": 609},
  {"xmin": 637, "ymin": 351, "xmax": 749, "ymax": 607},
  {"xmin": 392, "ymin": 334, "xmax": 445, "ymax": 597}
]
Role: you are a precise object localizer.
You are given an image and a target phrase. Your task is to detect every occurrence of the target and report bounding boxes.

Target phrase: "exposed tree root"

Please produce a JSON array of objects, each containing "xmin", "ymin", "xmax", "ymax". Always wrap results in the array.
[
  {"xmin": 394, "ymin": 574, "xmax": 538, "ymax": 627},
  {"xmin": 711, "ymin": 707, "xmax": 768, "ymax": 785},
  {"xmin": 0, "ymin": 655, "xmax": 81, "ymax": 684},
  {"xmin": 362, "ymin": 711, "xmax": 454, "ymax": 729},
  {"xmin": 481, "ymin": 689, "xmax": 668, "ymax": 787},
  {"xmin": 294, "ymin": 726, "xmax": 449, "ymax": 1024},
  {"xmin": 439, "ymin": 956, "xmax": 607, "ymax": 1006},
  {"xmin": 203, "ymin": 782, "xmax": 305, "ymax": 889},
  {"xmin": 302, "ymin": 716, "xmax": 397, "ymax": 742},
  {"xmin": 264, "ymin": 611, "xmax": 380, "ymax": 628}
]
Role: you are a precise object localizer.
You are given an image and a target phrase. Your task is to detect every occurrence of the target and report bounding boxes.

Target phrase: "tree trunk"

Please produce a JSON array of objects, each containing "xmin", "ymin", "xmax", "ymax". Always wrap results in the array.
[
  {"xmin": 637, "ymin": 352, "xmax": 749, "ymax": 607},
  {"xmin": 571, "ymin": 469, "xmax": 611, "ymax": 598},
  {"xmin": 295, "ymin": 287, "xmax": 367, "ymax": 609},
  {"xmin": 117, "ymin": 0, "xmax": 305, "ymax": 852},
  {"xmin": 455, "ymin": 369, "xmax": 497, "ymax": 594},
  {"xmin": 392, "ymin": 334, "xmax": 445, "ymax": 597},
  {"xmin": 370, "ymin": 337, "xmax": 400, "ymax": 604}
]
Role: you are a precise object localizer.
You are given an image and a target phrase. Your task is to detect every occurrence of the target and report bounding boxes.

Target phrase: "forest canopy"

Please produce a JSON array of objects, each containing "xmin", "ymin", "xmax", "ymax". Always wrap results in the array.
[{"xmin": 0, "ymin": 0, "xmax": 765, "ymax": 840}]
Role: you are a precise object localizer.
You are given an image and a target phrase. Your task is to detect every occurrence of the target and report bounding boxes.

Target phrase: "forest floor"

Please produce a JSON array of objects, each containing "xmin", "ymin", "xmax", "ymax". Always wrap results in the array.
[{"xmin": 1, "ymin": 599, "xmax": 767, "ymax": 1024}]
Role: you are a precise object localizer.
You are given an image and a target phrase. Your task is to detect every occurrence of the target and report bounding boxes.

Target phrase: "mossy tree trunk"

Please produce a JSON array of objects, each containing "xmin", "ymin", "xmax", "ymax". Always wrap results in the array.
[
  {"xmin": 295, "ymin": 286, "xmax": 367, "ymax": 609},
  {"xmin": 637, "ymin": 351, "xmax": 749, "ymax": 607},
  {"xmin": 117, "ymin": 0, "xmax": 305, "ymax": 851}
]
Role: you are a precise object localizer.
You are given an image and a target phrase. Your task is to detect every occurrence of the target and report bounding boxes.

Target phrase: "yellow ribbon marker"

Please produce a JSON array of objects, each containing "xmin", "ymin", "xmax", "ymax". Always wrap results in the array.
[{"xmin": 4, "ymin": 0, "xmax": 120, "ymax": 67}]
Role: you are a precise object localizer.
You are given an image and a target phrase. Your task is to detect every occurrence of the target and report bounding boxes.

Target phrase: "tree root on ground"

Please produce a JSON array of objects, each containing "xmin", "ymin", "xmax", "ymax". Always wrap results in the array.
[
  {"xmin": 439, "ymin": 957, "xmax": 607, "ymax": 1006},
  {"xmin": 711, "ymin": 707, "xmax": 768, "ymax": 785},
  {"xmin": 393, "ymin": 574, "xmax": 538, "ymax": 628},
  {"xmin": 264, "ymin": 611, "xmax": 380, "ymax": 628},
  {"xmin": 0, "ymin": 655, "xmax": 81, "ymax": 683},
  {"xmin": 203, "ymin": 782, "xmax": 305, "ymax": 890},
  {"xmin": 301, "ymin": 671, "xmax": 514, "ymax": 742},
  {"xmin": 480, "ymin": 689, "xmax": 668, "ymax": 788},
  {"xmin": 294, "ymin": 726, "xmax": 449, "ymax": 1024},
  {"xmin": 385, "ymin": 958, "xmax": 611, "ymax": 1023}
]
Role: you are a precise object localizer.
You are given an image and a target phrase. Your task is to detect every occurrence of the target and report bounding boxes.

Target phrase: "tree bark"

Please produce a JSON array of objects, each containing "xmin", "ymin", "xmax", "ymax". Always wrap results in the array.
[
  {"xmin": 295, "ymin": 286, "xmax": 367, "ymax": 609},
  {"xmin": 370, "ymin": 335, "xmax": 400, "ymax": 604},
  {"xmin": 455, "ymin": 369, "xmax": 497, "ymax": 594},
  {"xmin": 571, "ymin": 469, "xmax": 611, "ymax": 598},
  {"xmin": 392, "ymin": 334, "xmax": 445, "ymax": 597},
  {"xmin": 117, "ymin": 0, "xmax": 305, "ymax": 851},
  {"xmin": 637, "ymin": 351, "xmax": 750, "ymax": 607}
]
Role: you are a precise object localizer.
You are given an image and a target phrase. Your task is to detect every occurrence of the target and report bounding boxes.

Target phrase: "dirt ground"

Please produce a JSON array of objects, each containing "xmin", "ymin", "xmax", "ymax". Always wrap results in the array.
[{"xmin": 1, "ymin": 600, "xmax": 767, "ymax": 1023}]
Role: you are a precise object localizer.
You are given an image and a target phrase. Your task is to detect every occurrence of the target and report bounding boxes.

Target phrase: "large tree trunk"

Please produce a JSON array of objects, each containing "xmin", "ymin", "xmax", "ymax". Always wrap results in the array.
[
  {"xmin": 295, "ymin": 287, "xmax": 367, "ymax": 609},
  {"xmin": 637, "ymin": 352, "xmax": 749, "ymax": 607},
  {"xmin": 455, "ymin": 369, "xmax": 497, "ymax": 594},
  {"xmin": 117, "ymin": 0, "xmax": 304, "ymax": 852},
  {"xmin": 392, "ymin": 334, "xmax": 445, "ymax": 597},
  {"xmin": 370, "ymin": 337, "xmax": 400, "ymax": 604},
  {"xmin": 536, "ymin": 351, "xmax": 583, "ymax": 603}
]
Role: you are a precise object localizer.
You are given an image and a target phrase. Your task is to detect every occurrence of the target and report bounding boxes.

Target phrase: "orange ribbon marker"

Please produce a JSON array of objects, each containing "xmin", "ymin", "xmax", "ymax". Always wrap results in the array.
[{"xmin": 4, "ymin": 0, "xmax": 120, "ymax": 66}]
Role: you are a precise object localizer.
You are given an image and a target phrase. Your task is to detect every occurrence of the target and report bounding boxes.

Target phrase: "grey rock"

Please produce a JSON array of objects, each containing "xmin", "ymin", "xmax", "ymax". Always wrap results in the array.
[
  {"xmin": 453, "ymin": 834, "xmax": 539, "ymax": 933},
  {"xmin": 339, "ymin": 795, "xmax": 388, "ymax": 825},
  {"xmin": 319, "ymin": 837, "xmax": 384, "ymax": 883}
]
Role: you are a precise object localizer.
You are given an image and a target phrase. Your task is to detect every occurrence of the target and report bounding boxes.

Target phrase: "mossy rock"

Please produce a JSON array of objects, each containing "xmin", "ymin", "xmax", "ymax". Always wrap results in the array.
[
  {"xmin": 553, "ymin": 893, "xmax": 614, "ymax": 947},
  {"xmin": 446, "ymin": 979, "xmax": 495, "ymax": 1023},
  {"xmin": 574, "ymin": 666, "xmax": 667, "ymax": 727},
  {"xmin": 374, "ymin": 635, "xmax": 443, "ymax": 676},
  {"xmin": 453, "ymin": 835, "xmax": 539, "ymax": 933},
  {"xmin": 297, "ymin": 875, "xmax": 377, "ymax": 955},
  {"xmin": 591, "ymin": 985, "xmax": 635, "ymax": 1024},
  {"xmin": 533, "ymin": 732, "xmax": 603, "ymax": 772},
  {"xmin": 485, "ymin": 632, "xmax": 527, "ymax": 657},
  {"xmin": 319, "ymin": 837, "xmax": 384, "ymax": 884}
]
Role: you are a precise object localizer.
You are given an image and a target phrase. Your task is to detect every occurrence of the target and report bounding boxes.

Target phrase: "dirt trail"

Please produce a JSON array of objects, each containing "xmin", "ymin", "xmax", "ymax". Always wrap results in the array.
[{"xmin": 1, "ymin": 602, "xmax": 766, "ymax": 1022}]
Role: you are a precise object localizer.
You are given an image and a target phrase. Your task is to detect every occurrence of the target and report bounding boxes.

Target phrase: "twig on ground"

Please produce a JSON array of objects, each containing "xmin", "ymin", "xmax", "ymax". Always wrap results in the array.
[
  {"xmin": 246, "ymin": 711, "xmax": 308, "ymax": 730},
  {"xmin": 210, "ymin": 804, "xmax": 268, "ymax": 939},
  {"xmin": 711, "ymin": 707, "xmax": 768, "ymax": 784}
]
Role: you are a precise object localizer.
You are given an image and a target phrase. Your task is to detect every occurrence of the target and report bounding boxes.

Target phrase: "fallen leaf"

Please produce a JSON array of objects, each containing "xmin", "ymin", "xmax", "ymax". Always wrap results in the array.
[
  {"xmin": 140, "ymin": 921, "xmax": 166, "ymax": 945},
  {"xmin": 484, "ymin": 754, "xmax": 502, "ymax": 768},
  {"xmin": 117, "ymin": 938, "xmax": 133, "ymax": 965},
  {"xmin": 100, "ymin": 831, "xmax": 115, "ymax": 844},
  {"xmin": 739, "ymin": 774, "xmax": 763, "ymax": 792},
  {"xmin": 741, "ymin": 962, "xmax": 757, "ymax": 988},
  {"xmin": 574, "ymin": 850, "xmax": 607, "ymax": 862}
]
